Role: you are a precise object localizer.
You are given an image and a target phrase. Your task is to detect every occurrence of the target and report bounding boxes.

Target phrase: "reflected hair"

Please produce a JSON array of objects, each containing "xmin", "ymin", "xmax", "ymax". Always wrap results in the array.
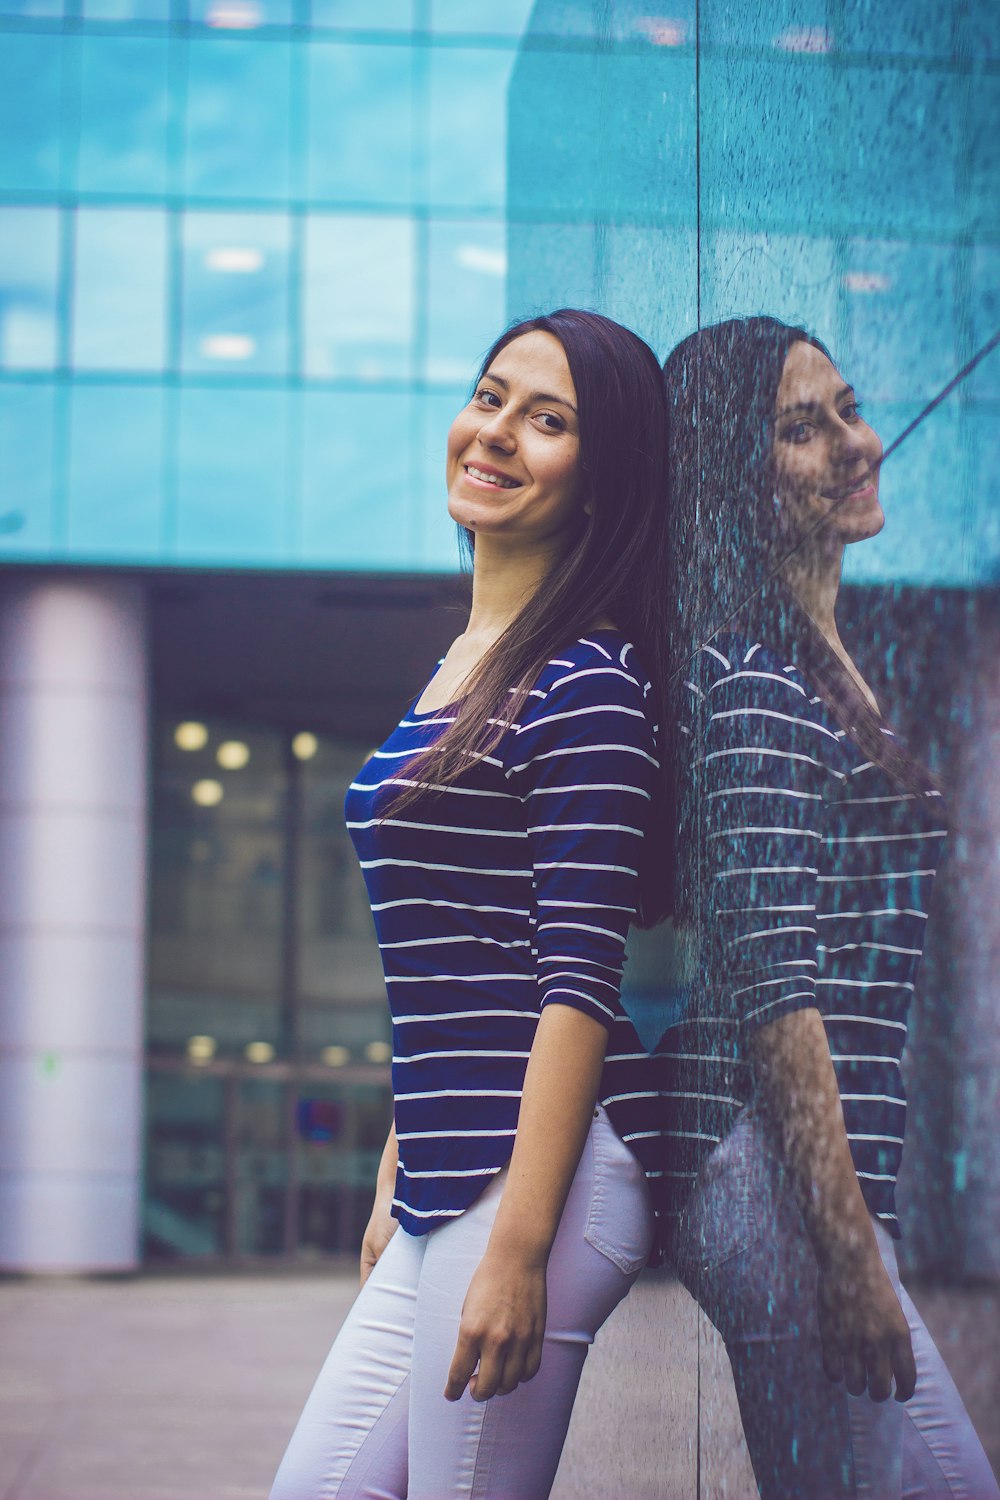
[
  {"xmin": 389, "ymin": 308, "xmax": 673, "ymax": 926},
  {"xmin": 661, "ymin": 315, "xmax": 939, "ymax": 877}
]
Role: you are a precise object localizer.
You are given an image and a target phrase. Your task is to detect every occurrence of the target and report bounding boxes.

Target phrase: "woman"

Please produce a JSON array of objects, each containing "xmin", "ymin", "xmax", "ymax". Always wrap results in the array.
[
  {"xmin": 269, "ymin": 309, "xmax": 671, "ymax": 1500},
  {"xmin": 658, "ymin": 316, "xmax": 997, "ymax": 1499}
]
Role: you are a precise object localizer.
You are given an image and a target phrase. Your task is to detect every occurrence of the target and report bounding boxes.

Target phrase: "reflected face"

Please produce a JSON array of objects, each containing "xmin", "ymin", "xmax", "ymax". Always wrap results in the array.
[
  {"xmin": 446, "ymin": 331, "xmax": 583, "ymax": 546},
  {"xmin": 773, "ymin": 341, "xmax": 884, "ymax": 547}
]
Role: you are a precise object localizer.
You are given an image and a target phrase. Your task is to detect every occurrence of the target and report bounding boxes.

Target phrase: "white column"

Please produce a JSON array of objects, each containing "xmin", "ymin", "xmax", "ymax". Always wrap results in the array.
[{"xmin": 0, "ymin": 578, "xmax": 148, "ymax": 1272}]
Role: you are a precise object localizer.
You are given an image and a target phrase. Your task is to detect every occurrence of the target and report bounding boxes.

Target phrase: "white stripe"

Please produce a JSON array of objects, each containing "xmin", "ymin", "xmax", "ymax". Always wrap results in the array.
[
  {"xmin": 518, "ymin": 704, "xmax": 647, "ymax": 736},
  {"xmin": 824, "ymin": 1015, "xmax": 907, "ymax": 1031},
  {"xmin": 703, "ymin": 747, "xmax": 841, "ymax": 776},
  {"xmin": 708, "ymin": 786, "xmax": 822, "ymax": 801},
  {"xmin": 703, "ymin": 644, "xmax": 732, "ymax": 669},
  {"xmin": 508, "ymin": 743, "xmax": 658, "ymax": 775},
  {"xmin": 855, "ymin": 1171, "xmax": 897, "ymax": 1182},
  {"xmin": 529, "ymin": 782, "xmax": 651, "ymax": 799},
  {"xmin": 348, "ymin": 817, "xmax": 525, "ymax": 839},
  {"xmin": 829, "ymin": 831, "xmax": 947, "ymax": 845},
  {"xmin": 537, "ymin": 920, "xmax": 626, "ymax": 940},
  {"xmin": 815, "ymin": 978, "xmax": 914, "ymax": 990},
  {"xmin": 714, "ymin": 865, "xmax": 818, "ymax": 878},
  {"xmin": 534, "ymin": 860, "xmax": 638, "ymax": 874},
  {"xmin": 543, "ymin": 989, "xmax": 615, "ymax": 1017},
  {"xmin": 839, "ymin": 1094, "xmax": 906, "ymax": 1105},
  {"xmin": 818, "ymin": 941, "xmax": 921, "ymax": 957},
  {"xmin": 395, "ymin": 1088, "xmax": 523, "ymax": 1100},
  {"xmin": 816, "ymin": 870, "xmax": 937, "ymax": 883},
  {"xmin": 391, "ymin": 1200, "xmax": 465, "ymax": 1217},
  {"xmin": 379, "ymin": 934, "xmax": 530, "ymax": 950},
  {"xmin": 370, "ymin": 898, "xmax": 530, "ymax": 915},
  {"xmin": 710, "ymin": 706, "xmax": 841, "ymax": 742},
  {"xmin": 709, "ymin": 825, "xmax": 821, "ymax": 840},
  {"xmin": 848, "ymin": 1133, "xmax": 905, "ymax": 1144},
  {"xmin": 710, "ymin": 669, "xmax": 808, "ymax": 699},
  {"xmin": 394, "ymin": 1049, "xmax": 530, "ymax": 1063},
  {"xmin": 399, "ymin": 1166, "xmax": 498, "ymax": 1179},
  {"xmin": 385, "ymin": 972, "xmax": 533, "ymax": 984},
  {"xmin": 815, "ymin": 908, "xmax": 928, "ymax": 922},
  {"xmin": 395, "ymin": 1128, "xmax": 518, "ymax": 1139},
  {"xmin": 360, "ymin": 858, "xmax": 528, "ymax": 877},
  {"xmin": 350, "ymin": 778, "xmax": 510, "ymax": 799},
  {"xmin": 729, "ymin": 925, "xmax": 817, "ymax": 944},
  {"xmin": 392, "ymin": 1009, "xmax": 538, "ymax": 1024},
  {"xmin": 744, "ymin": 643, "xmax": 762, "ymax": 662},
  {"xmin": 830, "ymin": 1054, "xmax": 902, "ymax": 1065},
  {"xmin": 527, "ymin": 822, "xmax": 643, "ymax": 836},
  {"xmin": 743, "ymin": 992, "xmax": 816, "ymax": 1021},
  {"xmin": 733, "ymin": 974, "xmax": 816, "ymax": 998}
]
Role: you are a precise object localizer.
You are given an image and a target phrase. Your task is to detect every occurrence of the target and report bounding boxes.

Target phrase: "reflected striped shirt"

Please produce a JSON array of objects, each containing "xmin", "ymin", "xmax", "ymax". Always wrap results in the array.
[
  {"xmin": 658, "ymin": 634, "xmax": 947, "ymax": 1241},
  {"xmin": 345, "ymin": 631, "xmax": 663, "ymax": 1236}
]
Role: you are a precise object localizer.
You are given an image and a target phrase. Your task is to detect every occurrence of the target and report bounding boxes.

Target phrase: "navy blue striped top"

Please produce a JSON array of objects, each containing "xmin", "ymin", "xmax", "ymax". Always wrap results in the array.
[
  {"xmin": 345, "ymin": 630, "xmax": 663, "ymax": 1236},
  {"xmin": 658, "ymin": 634, "xmax": 948, "ymax": 1242}
]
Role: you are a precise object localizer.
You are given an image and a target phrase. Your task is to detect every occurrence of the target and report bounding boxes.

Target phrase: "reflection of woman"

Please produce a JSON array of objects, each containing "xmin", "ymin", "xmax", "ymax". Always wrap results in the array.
[
  {"xmin": 270, "ymin": 310, "xmax": 671, "ymax": 1500},
  {"xmin": 659, "ymin": 317, "xmax": 997, "ymax": 1499}
]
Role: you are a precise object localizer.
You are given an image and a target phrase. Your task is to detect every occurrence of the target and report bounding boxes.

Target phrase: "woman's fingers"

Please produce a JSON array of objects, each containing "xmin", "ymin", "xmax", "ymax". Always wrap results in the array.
[
  {"xmin": 865, "ymin": 1344, "xmax": 893, "ymax": 1403},
  {"xmin": 444, "ymin": 1329, "xmax": 482, "ymax": 1402},
  {"xmin": 892, "ymin": 1331, "xmax": 917, "ymax": 1403}
]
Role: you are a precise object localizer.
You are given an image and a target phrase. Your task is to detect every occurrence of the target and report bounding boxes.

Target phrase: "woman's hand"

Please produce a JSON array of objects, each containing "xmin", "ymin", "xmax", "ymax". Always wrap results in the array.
[
  {"xmin": 816, "ymin": 1245, "xmax": 916, "ymax": 1403},
  {"xmin": 359, "ymin": 1185, "xmax": 397, "ymax": 1287},
  {"xmin": 444, "ymin": 1247, "xmax": 547, "ymax": 1402}
]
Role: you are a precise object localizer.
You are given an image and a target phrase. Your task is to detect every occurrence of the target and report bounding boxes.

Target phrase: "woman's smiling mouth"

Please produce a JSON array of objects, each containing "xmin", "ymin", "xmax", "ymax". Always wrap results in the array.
[{"xmin": 464, "ymin": 464, "xmax": 521, "ymax": 490}]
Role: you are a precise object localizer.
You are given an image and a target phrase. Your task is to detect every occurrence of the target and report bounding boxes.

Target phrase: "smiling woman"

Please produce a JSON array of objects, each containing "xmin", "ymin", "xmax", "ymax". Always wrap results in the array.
[{"xmin": 268, "ymin": 308, "xmax": 673, "ymax": 1500}]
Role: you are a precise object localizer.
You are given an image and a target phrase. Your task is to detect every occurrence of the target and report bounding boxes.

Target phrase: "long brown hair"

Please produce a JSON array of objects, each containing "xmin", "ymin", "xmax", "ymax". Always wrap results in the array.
[
  {"xmin": 661, "ymin": 316, "xmax": 939, "ymax": 823},
  {"xmin": 389, "ymin": 309, "xmax": 674, "ymax": 926}
]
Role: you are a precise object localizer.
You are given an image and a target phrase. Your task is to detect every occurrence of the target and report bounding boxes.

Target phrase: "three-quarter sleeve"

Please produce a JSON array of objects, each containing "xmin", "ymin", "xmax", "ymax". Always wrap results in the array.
[
  {"xmin": 699, "ymin": 641, "xmax": 841, "ymax": 1035},
  {"xmin": 503, "ymin": 644, "xmax": 658, "ymax": 1031}
]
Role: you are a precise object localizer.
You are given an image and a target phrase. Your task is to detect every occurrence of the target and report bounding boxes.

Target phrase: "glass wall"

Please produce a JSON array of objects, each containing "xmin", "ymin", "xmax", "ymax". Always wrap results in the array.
[
  {"xmin": 0, "ymin": 3, "xmax": 536, "ymax": 570},
  {"xmin": 144, "ymin": 712, "xmax": 393, "ymax": 1260}
]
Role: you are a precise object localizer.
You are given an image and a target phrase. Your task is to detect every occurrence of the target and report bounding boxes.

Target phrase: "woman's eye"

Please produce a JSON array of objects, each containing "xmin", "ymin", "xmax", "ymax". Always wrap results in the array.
[
  {"xmin": 785, "ymin": 421, "xmax": 812, "ymax": 444},
  {"xmin": 535, "ymin": 411, "xmax": 564, "ymax": 432},
  {"xmin": 474, "ymin": 387, "xmax": 502, "ymax": 408},
  {"xmin": 841, "ymin": 400, "xmax": 863, "ymax": 422}
]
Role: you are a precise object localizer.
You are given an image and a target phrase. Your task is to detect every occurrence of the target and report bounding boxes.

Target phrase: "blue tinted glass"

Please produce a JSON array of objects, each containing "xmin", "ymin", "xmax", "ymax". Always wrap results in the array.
[
  {"xmin": 968, "ymin": 409, "xmax": 1000, "ymax": 575},
  {"xmin": 0, "ymin": 35, "xmax": 62, "ymax": 193},
  {"xmin": 842, "ymin": 403, "xmax": 968, "ymax": 586},
  {"xmin": 299, "ymin": 390, "xmax": 414, "ymax": 567},
  {"xmin": 307, "ymin": 43, "xmax": 413, "ymax": 206},
  {"xmin": 0, "ymin": 207, "xmax": 61, "ymax": 369},
  {"xmin": 175, "ymin": 388, "xmax": 289, "ymax": 562},
  {"xmin": 0, "ymin": 384, "xmax": 58, "ymax": 558},
  {"xmin": 599, "ymin": 51, "xmax": 694, "ymax": 224},
  {"xmin": 183, "ymin": 39, "xmax": 294, "ymax": 201},
  {"xmin": 506, "ymin": 50, "xmax": 600, "ymax": 219},
  {"xmin": 309, "ymin": 0, "xmax": 412, "ymax": 28},
  {"xmin": 187, "ymin": 0, "xmax": 294, "ymax": 28},
  {"xmin": 77, "ymin": 38, "xmax": 170, "ymax": 196},
  {"xmin": 506, "ymin": 223, "xmax": 597, "ymax": 323},
  {"xmin": 72, "ymin": 208, "xmax": 168, "ymax": 370},
  {"xmin": 700, "ymin": 232, "xmax": 838, "ymax": 343},
  {"xmin": 969, "ymin": 74, "xmax": 999, "ymax": 237},
  {"xmin": 429, "ymin": 0, "xmax": 536, "ymax": 36},
  {"xmin": 180, "ymin": 211, "xmax": 291, "ymax": 376},
  {"xmin": 83, "ymin": 0, "xmax": 170, "ymax": 16},
  {"xmin": 603, "ymin": 224, "xmax": 698, "ymax": 357},
  {"xmin": 425, "ymin": 220, "xmax": 505, "ymax": 383},
  {"xmin": 303, "ymin": 214, "xmax": 414, "ymax": 381},
  {"xmin": 414, "ymin": 389, "xmax": 462, "ymax": 569},
  {"xmin": 701, "ymin": 0, "xmax": 824, "ymax": 48},
  {"xmin": 0, "ymin": 0, "xmax": 62, "ymax": 13},
  {"xmin": 610, "ymin": 0, "xmax": 694, "ymax": 44},
  {"xmin": 66, "ymin": 385, "xmax": 165, "ymax": 559},
  {"xmin": 840, "ymin": 243, "xmax": 960, "ymax": 404},
  {"xmin": 424, "ymin": 47, "xmax": 514, "ymax": 211},
  {"xmin": 970, "ymin": 245, "xmax": 999, "ymax": 402},
  {"xmin": 839, "ymin": 0, "xmax": 957, "ymax": 59}
]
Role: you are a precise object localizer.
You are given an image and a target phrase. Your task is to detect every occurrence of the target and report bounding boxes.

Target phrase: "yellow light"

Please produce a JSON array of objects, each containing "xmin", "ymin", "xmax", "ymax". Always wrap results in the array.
[
  {"xmin": 216, "ymin": 740, "xmax": 250, "ymax": 770},
  {"xmin": 175, "ymin": 721, "xmax": 208, "ymax": 752},
  {"xmin": 200, "ymin": 333, "xmax": 256, "ymax": 361},
  {"xmin": 321, "ymin": 1045, "xmax": 350, "ymax": 1068},
  {"xmin": 205, "ymin": 247, "xmax": 264, "ymax": 274},
  {"xmin": 364, "ymin": 1041, "xmax": 392, "ymax": 1065},
  {"xmin": 191, "ymin": 779, "xmax": 224, "ymax": 807},
  {"xmin": 292, "ymin": 731, "xmax": 319, "ymax": 761},
  {"xmin": 186, "ymin": 1034, "xmax": 217, "ymax": 1064},
  {"xmin": 245, "ymin": 1041, "xmax": 275, "ymax": 1064}
]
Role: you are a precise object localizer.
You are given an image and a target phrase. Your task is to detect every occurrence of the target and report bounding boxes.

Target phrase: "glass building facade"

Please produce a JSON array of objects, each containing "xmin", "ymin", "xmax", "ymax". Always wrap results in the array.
[{"xmin": 0, "ymin": 0, "xmax": 997, "ymax": 1285}]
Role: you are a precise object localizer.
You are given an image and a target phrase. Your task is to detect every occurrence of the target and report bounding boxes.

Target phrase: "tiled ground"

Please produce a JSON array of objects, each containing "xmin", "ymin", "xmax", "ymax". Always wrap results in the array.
[{"xmin": 0, "ymin": 1270, "xmax": 996, "ymax": 1500}]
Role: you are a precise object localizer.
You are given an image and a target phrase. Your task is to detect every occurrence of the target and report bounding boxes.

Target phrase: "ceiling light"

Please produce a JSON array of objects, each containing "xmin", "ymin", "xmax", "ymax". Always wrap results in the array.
[
  {"xmin": 292, "ymin": 731, "xmax": 319, "ymax": 761},
  {"xmin": 364, "ymin": 1041, "xmax": 392, "ymax": 1064},
  {"xmin": 205, "ymin": 247, "xmax": 264, "ymax": 273},
  {"xmin": 321, "ymin": 1045, "xmax": 350, "ymax": 1068},
  {"xmin": 191, "ymin": 778, "xmax": 224, "ymax": 807},
  {"xmin": 175, "ymin": 721, "xmax": 208, "ymax": 751},
  {"xmin": 186, "ymin": 1034, "xmax": 217, "ymax": 1064},
  {"xmin": 200, "ymin": 333, "xmax": 256, "ymax": 361},
  {"xmin": 245, "ymin": 1041, "xmax": 275, "ymax": 1063},
  {"xmin": 217, "ymin": 740, "xmax": 250, "ymax": 770}
]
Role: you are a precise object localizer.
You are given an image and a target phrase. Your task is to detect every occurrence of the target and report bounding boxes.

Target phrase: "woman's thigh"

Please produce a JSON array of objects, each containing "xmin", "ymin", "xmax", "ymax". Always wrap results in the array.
[
  {"xmin": 676, "ymin": 1109, "xmax": 997, "ymax": 1500},
  {"xmin": 268, "ymin": 1225, "xmax": 423, "ymax": 1500},
  {"xmin": 407, "ymin": 1107, "xmax": 655, "ymax": 1500}
]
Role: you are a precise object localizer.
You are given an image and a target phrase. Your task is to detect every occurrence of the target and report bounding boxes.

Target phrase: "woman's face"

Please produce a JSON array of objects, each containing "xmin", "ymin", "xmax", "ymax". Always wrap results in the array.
[
  {"xmin": 772, "ymin": 341, "xmax": 884, "ymax": 547},
  {"xmin": 446, "ymin": 330, "xmax": 584, "ymax": 547}
]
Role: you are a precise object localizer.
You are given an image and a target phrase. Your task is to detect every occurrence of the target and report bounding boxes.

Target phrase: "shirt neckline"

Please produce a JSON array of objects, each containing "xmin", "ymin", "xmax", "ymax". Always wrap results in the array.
[{"xmin": 409, "ymin": 627, "xmax": 629, "ymax": 720}]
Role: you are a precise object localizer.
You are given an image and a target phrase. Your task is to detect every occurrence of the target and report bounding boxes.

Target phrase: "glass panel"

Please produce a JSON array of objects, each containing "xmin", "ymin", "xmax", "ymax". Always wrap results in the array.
[
  {"xmin": 308, "ymin": 0, "xmax": 412, "ymax": 28},
  {"xmin": 297, "ymin": 737, "xmax": 390, "ymax": 1061},
  {"xmin": 0, "ymin": 207, "xmax": 61, "ymax": 370},
  {"xmin": 428, "ymin": 0, "xmax": 537, "ymax": 38},
  {"xmin": 143, "ymin": 1072, "xmax": 226, "ymax": 1260},
  {"xmin": 0, "ymin": 384, "xmax": 58, "ymax": 559},
  {"xmin": 180, "ymin": 211, "xmax": 291, "ymax": 377},
  {"xmin": 296, "ymin": 1082, "xmax": 392, "ymax": 1257},
  {"xmin": 299, "ymin": 390, "xmax": 414, "ymax": 567},
  {"xmin": 306, "ymin": 42, "xmax": 414, "ymax": 206},
  {"xmin": 83, "ymin": 0, "xmax": 171, "ymax": 18},
  {"xmin": 414, "ymin": 388, "xmax": 463, "ymax": 569},
  {"xmin": 66, "ymin": 385, "xmax": 166, "ymax": 559},
  {"xmin": 187, "ymin": 0, "xmax": 294, "ymax": 27},
  {"xmin": 174, "ymin": 388, "xmax": 290, "ymax": 560},
  {"xmin": 76, "ymin": 37, "xmax": 171, "ymax": 196},
  {"xmin": 505, "ymin": 50, "xmax": 601, "ymax": 220},
  {"xmin": 424, "ymin": 46, "xmax": 515, "ymax": 210},
  {"xmin": 0, "ymin": 36, "xmax": 62, "ymax": 193},
  {"xmin": 234, "ymin": 1077, "xmax": 288, "ymax": 1255},
  {"xmin": 71, "ymin": 207, "xmax": 168, "ymax": 371},
  {"xmin": 148, "ymin": 718, "xmax": 286, "ymax": 1054},
  {"xmin": 182, "ymin": 38, "xmax": 295, "ymax": 201},
  {"xmin": 302, "ymin": 213, "xmax": 415, "ymax": 381},
  {"xmin": 424, "ymin": 219, "xmax": 506, "ymax": 383},
  {"xmin": 0, "ymin": 0, "xmax": 63, "ymax": 15}
]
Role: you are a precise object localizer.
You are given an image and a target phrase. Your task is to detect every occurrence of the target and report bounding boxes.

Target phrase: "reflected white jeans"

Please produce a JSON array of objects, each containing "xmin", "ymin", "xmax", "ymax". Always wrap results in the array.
[
  {"xmin": 269, "ymin": 1105, "xmax": 654, "ymax": 1500},
  {"xmin": 675, "ymin": 1103, "xmax": 999, "ymax": 1500}
]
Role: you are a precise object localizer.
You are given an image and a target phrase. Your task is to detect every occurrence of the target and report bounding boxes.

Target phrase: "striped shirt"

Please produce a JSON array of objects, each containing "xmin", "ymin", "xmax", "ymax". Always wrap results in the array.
[
  {"xmin": 345, "ymin": 631, "xmax": 663, "ymax": 1236},
  {"xmin": 658, "ymin": 634, "xmax": 948, "ymax": 1243}
]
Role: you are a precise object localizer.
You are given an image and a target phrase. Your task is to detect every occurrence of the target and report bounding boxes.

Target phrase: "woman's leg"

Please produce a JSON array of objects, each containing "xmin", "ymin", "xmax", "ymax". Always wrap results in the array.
[
  {"xmin": 407, "ymin": 1106, "xmax": 655, "ymax": 1500},
  {"xmin": 268, "ymin": 1224, "xmax": 424, "ymax": 1500},
  {"xmin": 676, "ymin": 1107, "xmax": 997, "ymax": 1500}
]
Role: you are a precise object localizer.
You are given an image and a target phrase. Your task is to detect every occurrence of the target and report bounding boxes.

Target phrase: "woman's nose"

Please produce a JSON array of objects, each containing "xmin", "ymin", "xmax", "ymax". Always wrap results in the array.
[{"xmin": 477, "ymin": 409, "xmax": 516, "ymax": 451}]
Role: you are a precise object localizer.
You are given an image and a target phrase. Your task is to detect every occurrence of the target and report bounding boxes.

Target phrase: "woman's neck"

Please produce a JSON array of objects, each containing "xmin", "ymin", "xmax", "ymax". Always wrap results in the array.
[
  {"xmin": 464, "ymin": 534, "xmax": 560, "ymax": 645},
  {"xmin": 780, "ymin": 532, "xmax": 844, "ymax": 647}
]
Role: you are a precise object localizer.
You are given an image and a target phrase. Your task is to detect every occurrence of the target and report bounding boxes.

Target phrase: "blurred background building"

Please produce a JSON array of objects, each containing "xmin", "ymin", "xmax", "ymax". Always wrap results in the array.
[{"xmin": 0, "ymin": 0, "xmax": 997, "ymax": 1278}]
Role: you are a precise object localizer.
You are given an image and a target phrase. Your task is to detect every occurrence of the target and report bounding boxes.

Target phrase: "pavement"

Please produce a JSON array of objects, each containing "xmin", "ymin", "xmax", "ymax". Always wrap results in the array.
[{"xmin": 0, "ymin": 1269, "xmax": 996, "ymax": 1500}]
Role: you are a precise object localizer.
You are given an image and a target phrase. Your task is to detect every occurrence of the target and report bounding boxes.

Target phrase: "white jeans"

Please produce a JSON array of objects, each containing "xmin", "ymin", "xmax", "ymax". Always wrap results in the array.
[{"xmin": 269, "ymin": 1105, "xmax": 654, "ymax": 1500}]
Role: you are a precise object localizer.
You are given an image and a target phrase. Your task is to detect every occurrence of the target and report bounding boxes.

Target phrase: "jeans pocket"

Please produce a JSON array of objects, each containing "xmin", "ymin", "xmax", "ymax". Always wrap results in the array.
[
  {"xmin": 675, "ymin": 1126, "xmax": 761, "ymax": 1284},
  {"xmin": 582, "ymin": 1106, "xmax": 653, "ymax": 1277}
]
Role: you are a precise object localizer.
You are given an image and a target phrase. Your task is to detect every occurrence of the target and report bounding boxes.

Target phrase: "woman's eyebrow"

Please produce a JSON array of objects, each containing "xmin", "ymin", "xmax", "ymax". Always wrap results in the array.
[
  {"xmin": 481, "ymin": 369, "xmax": 578, "ymax": 414},
  {"xmin": 776, "ymin": 384, "xmax": 855, "ymax": 419}
]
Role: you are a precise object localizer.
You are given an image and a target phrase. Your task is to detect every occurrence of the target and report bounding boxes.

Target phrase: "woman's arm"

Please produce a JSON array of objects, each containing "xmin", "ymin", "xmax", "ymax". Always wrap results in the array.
[
  {"xmin": 359, "ymin": 1120, "xmax": 399, "ymax": 1287},
  {"xmin": 445, "ymin": 1004, "xmax": 607, "ymax": 1402},
  {"xmin": 750, "ymin": 1012, "xmax": 916, "ymax": 1402}
]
